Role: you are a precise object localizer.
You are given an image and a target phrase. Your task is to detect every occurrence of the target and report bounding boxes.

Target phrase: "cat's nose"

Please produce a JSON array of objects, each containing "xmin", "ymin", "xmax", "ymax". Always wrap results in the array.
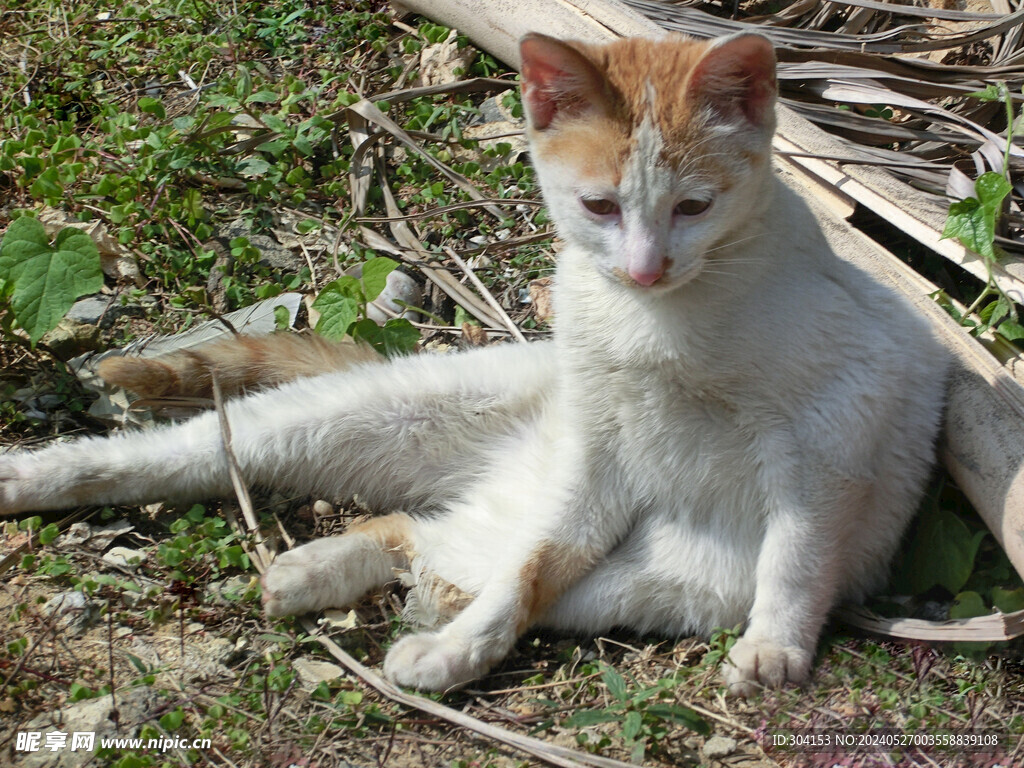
[
  {"xmin": 628, "ymin": 255, "xmax": 670, "ymax": 286},
  {"xmin": 630, "ymin": 268, "xmax": 664, "ymax": 286},
  {"xmin": 624, "ymin": 233, "xmax": 670, "ymax": 285}
]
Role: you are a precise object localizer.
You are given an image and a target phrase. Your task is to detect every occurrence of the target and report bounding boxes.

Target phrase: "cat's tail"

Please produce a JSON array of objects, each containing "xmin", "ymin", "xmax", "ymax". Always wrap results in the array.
[{"xmin": 97, "ymin": 333, "xmax": 381, "ymax": 400}]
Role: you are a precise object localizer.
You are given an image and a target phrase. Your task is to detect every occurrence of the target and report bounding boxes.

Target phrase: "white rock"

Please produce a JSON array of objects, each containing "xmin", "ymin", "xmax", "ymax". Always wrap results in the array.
[
  {"xmin": 102, "ymin": 546, "xmax": 147, "ymax": 569},
  {"xmin": 42, "ymin": 591, "xmax": 99, "ymax": 635},
  {"xmin": 701, "ymin": 735, "xmax": 737, "ymax": 760},
  {"xmin": 22, "ymin": 688, "xmax": 161, "ymax": 768}
]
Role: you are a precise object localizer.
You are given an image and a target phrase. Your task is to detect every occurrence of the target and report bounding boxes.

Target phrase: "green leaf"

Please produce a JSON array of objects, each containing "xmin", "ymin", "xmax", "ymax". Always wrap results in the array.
[
  {"xmin": 159, "ymin": 707, "xmax": 185, "ymax": 730},
  {"xmin": 630, "ymin": 739, "xmax": 647, "ymax": 764},
  {"xmin": 629, "ymin": 685, "xmax": 662, "ymax": 704},
  {"xmin": 645, "ymin": 704, "xmax": 711, "ymax": 735},
  {"xmin": 2, "ymin": 217, "xmax": 48, "ymax": 248},
  {"xmin": 352, "ymin": 317, "xmax": 419, "ymax": 357},
  {"xmin": 260, "ymin": 114, "xmax": 290, "ymax": 134},
  {"xmin": 622, "ymin": 710, "xmax": 643, "ymax": 742},
  {"xmin": 124, "ymin": 652, "xmax": 151, "ymax": 675},
  {"xmin": 562, "ymin": 709, "xmax": 622, "ymax": 728},
  {"xmin": 137, "ymin": 97, "xmax": 166, "ymax": 119},
  {"xmin": 995, "ymin": 320, "xmax": 1024, "ymax": 341},
  {"xmin": 379, "ymin": 319, "xmax": 420, "ymax": 355},
  {"xmin": 246, "ymin": 91, "xmax": 279, "ymax": 104},
  {"xmin": 967, "ymin": 84, "xmax": 1003, "ymax": 102},
  {"xmin": 18, "ymin": 515, "xmax": 42, "ymax": 532},
  {"xmin": 601, "ymin": 663, "xmax": 629, "ymax": 703},
  {"xmin": 68, "ymin": 683, "xmax": 96, "ymax": 702},
  {"xmin": 38, "ymin": 523, "xmax": 60, "ymax": 545},
  {"xmin": 238, "ymin": 156, "xmax": 272, "ymax": 177},
  {"xmin": 313, "ymin": 276, "xmax": 363, "ymax": 340},
  {"xmin": 361, "ymin": 256, "xmax": 397, "ymax": 301},
  {"xmin": 903, "ymin": 506, "xmax": 987, "ymax": 595},
  {"xmin": 949, "ymin": 590, "xmax": 989, "ymax": 619},
  {"xmin": 991, "ymin": 586, "xmax": 1024, "ymax": 613},
  {"xmin": 30, "ymin": 167, "xmax": 64, "ymax": 199},
  {"xmin": 273, "ymin": 304, "xmax": 291, "ymax": 330},
  {"xmin": 941, "ymin": 172, "xmax": 1012, "ymax": 261},
  {"xmin": 0, "ymin": 219, "xmax": 103, "ymax": 343}
]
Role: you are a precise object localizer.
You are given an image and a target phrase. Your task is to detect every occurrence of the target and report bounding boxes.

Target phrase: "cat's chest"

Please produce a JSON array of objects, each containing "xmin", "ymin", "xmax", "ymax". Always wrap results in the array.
[{"xmin": 580, "ymin": 369, "xmax": 767, "ymax": 509}]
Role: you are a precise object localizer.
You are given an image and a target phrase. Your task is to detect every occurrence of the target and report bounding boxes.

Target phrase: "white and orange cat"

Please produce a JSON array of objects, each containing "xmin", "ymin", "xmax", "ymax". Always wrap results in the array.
[{"xmin": 0, "ymin": 32, "xmax": 947, "ymax": 695}]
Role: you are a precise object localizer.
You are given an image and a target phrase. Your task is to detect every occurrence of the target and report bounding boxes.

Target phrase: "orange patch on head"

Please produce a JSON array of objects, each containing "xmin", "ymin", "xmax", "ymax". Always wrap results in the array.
[
  {"xmin": 526, "ymin": 36, "xmax": 715, "ymax": 181},
  {"xmin": 526, "ymin": 34, "xmax": 775, "ymax": 178},
  {"xmin": 532, "ymin": 115, "xmax": 631, "ymax": 186}
]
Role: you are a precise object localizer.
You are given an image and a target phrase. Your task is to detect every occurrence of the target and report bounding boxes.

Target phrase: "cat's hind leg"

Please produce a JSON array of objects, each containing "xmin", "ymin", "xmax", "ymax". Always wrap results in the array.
[{"xmin": 262, "ymin": 513, "xmax": 413, "ymax": 617}]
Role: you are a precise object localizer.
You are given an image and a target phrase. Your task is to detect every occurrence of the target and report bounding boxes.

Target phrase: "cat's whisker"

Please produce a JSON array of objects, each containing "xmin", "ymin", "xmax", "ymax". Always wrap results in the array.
[{"xmin": 706, "ymin": 232, "xmax": 778, "ymax": 256}]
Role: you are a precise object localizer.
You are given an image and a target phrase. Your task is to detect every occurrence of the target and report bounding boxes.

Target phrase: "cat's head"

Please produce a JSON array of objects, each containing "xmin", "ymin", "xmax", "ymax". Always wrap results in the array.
[{"xmin": 520, "ymin": 33, "xmax": 777, "ymax": 291}]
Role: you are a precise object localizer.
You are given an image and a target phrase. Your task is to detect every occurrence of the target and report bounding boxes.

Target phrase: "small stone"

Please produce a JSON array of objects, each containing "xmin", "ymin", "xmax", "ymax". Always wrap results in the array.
[
  {"xmin": 40, "ymin": 318, "xmax": 101, "ymax": 358},
  {"xmin": 214, "ymin": 220, "xmax": 303, "ymax": 272},
  {"xmin": 60, "ymin": 521, "xmax": 94, "ymax": 547},
  {"xmin": 66, "ymin": 296, "xmax": 114, "ymax": 325},
  {"xmin": 102, "ymin": 546, "xmax": 148, "ymax": 569},
  {"xmin": 701, "ymin": 735, "xmax": 737, "ymax": 760},
  {"xmin": 42, "ymin": 591, "xmax": 99, "ymax": 635},
  {"xmin": 206, "ymin": 575, "xmax": 252, "ymax": 605},
  {"xmin": 312, "ymin": 499, "xmax": 334, "ymax": 517},
  {"xmin": 22, "ymin": 687, "xmax": 162, "ymax": 768},
  {"xmin": 474, "ymin": 92, "xmax": 518, "ymax": 124},
  {"xmin": 120, "ymin": 589, "xmax": 145, "ymax": 608}
]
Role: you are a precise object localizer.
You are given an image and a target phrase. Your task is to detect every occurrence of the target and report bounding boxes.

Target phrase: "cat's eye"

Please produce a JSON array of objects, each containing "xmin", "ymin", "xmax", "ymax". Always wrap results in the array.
[
  {"xmin": 674, "ymin": 199, "xmax": 711, "ymax": 216},
  {"xmin": 581, "ymin": 198, "xmax": 620, "ymax": 216}
]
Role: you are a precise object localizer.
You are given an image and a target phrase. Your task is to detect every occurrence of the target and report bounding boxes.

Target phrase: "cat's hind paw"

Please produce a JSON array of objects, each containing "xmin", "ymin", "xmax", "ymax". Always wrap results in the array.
[
  {"xmin": 261, "ymin": 549, "xmax": 329, "ymax": 617},
  {"xmin": 261, "ymin": 535, "xmax": 390, "ymax": 617},
  {"xmin": 383, "ymin": 631, "xmax": 490, "ymax": 692},
  {"xmin": 722, "ymin": 636, "xmax": 811, "ymax": 697}
]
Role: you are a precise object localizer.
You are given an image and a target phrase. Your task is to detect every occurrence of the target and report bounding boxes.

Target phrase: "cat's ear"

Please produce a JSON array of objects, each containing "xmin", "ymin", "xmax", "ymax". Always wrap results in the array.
[
  {"xmin": 687, "ymin": 33, "xmax": 777, "ymax": 130},
  {"xmin": 519, "ymin": 33, "xmax": 608, "ymax": 130}
]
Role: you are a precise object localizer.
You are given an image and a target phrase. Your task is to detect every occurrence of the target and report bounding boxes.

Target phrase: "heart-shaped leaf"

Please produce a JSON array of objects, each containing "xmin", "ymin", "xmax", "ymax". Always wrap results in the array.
[{"xmin": 0, "ymin": 216, "xmax": 103, "ymax": 344}]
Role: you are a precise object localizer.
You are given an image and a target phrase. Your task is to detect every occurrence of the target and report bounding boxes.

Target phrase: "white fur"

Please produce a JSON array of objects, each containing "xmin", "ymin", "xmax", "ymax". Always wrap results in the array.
[{"xmin": 0, "ymin": 35, "xmax": 947, "ymax": 695}]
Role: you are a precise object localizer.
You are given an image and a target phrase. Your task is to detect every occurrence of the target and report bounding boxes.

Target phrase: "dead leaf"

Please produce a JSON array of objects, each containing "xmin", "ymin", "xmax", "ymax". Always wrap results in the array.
[
  {"xmin": 461, "ymin": 322, "xmax": 489, "ymax": 346},
  {"xmin": 528, "ymin": 278, "xmax": 553, "ymax": 323}
]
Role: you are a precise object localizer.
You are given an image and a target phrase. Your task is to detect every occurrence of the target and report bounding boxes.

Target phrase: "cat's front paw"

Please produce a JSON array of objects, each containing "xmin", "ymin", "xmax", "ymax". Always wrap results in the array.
[
  {"xmin": 383, "ymin": 631, "xmax": 489, "ymax": 691},
  {"xmin": 722, "ymin": 636, "xmax": 811, "ymax": 697}
]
